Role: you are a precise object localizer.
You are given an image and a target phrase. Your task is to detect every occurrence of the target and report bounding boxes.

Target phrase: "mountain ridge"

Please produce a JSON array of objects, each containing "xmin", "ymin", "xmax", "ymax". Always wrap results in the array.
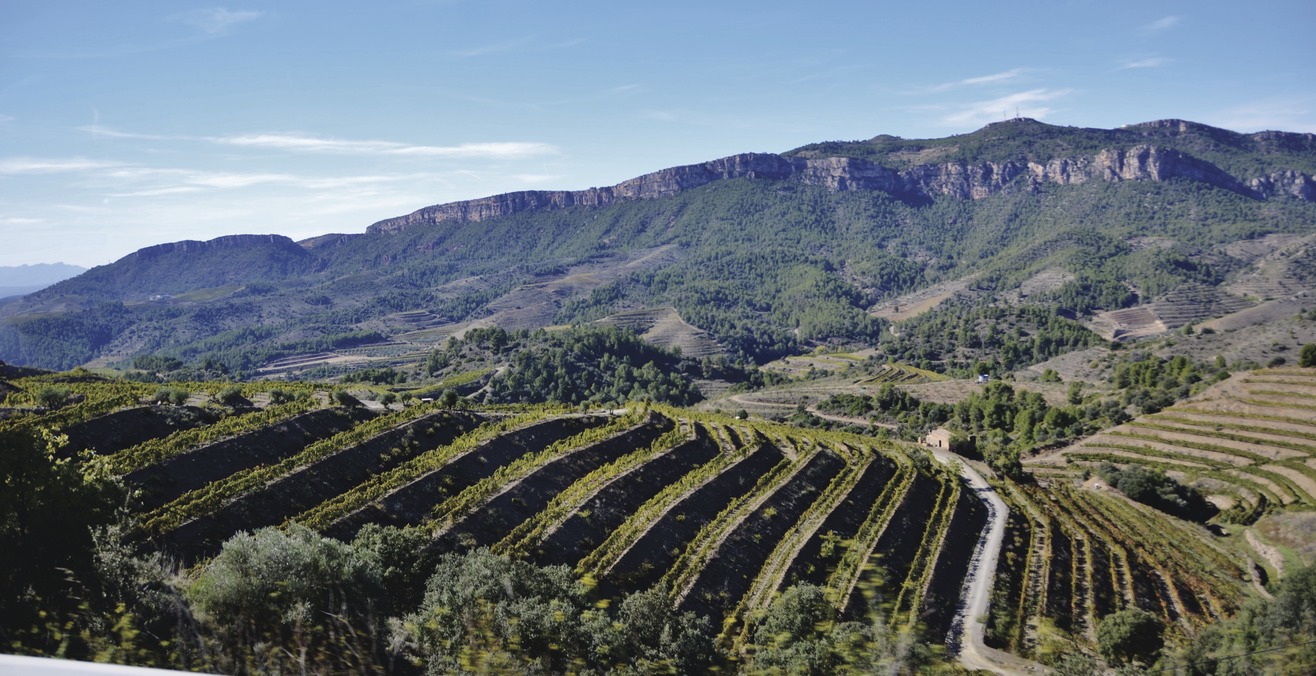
[
  {"xmin": 4, "ymin": 117, "xmax": 1316, "ymax": 372},
  {"xmin": 368, "ymin": 118, "xmax": 1316, "ymax": 235}
]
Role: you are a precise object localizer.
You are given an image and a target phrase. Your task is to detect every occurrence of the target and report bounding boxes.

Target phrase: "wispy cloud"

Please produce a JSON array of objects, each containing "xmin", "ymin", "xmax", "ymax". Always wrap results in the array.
[
  {"xmin": 174, "ymin": 8, "xmax": 265, "ymax": 35},
  {"xmin": 510, "ymin": 174, "xmax": 560, "ymax": 185},
  {"xmin": 79, "ymin": 125, "xmax": 558, "ymax": 159},
  {"xmin": 106, "ymin": 186, "xmax": 204, "ymax": 198},
  {"xmin": 0, "ymin": 157, "xmax": 122, "ymax": 174},
  {"xmin": 1139, "ymin": 16, "xmax": 1181, "ymax": 35},
  {"xmin": 939, "ymin": 89, "xmax": 1073, "ymax": 127},
  {"xmin": 0, "ymin": 217, "xmax": 44, "ymax": 226},
  {"xmin": 216, "ymin": 133, "xmax": 557, "ymax": 158},
  {"xmin": 100, "ymin": 166, "xmax": 426, "ymax": 194},
  {"xmin": 452, "ymin": 38, "xmax": 533, "ymax": 58},
  {"xmin": 1118, "ymin": 57, "xmax": 1170, "ymax": 70},
  {"xmin": 928, "ymin": 68, "xmax": 1030, "ymax": 93},
  {"xmin": 79, "ymin": 125, "xmax": 173, "ymax": 140}
]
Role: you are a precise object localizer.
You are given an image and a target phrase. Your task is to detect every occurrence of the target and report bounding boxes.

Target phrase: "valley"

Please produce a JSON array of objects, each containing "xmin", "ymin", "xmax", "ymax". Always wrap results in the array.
[{"xmin": 3, "ymin": 118, "xmax": 1316, "ymax": 673}]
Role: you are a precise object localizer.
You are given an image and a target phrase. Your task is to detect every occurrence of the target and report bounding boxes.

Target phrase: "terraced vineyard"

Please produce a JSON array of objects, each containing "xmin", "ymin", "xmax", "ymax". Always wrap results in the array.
[
  {"xmin": 857, "ymin": 362, "xmax": 946, "ymax": 385},
  {"xmin": 1032, "ymin": 368, "xmax": 1316, "ymax": 514},
  {"xmin": 985, "ymin": 481, "xmax": 1244, "ymax": 655},
  {"xmin": 0, "ymin": 373, "xmax": 1256, "ymax": 666}
]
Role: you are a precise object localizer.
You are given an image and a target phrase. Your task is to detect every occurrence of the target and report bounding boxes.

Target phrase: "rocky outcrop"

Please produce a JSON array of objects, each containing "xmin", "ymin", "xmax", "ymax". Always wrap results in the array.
[
  {"xmin": 368, "ymin": 141, "xmax": 1315, "ymax": 235},
  {"xmin": 1250, "ymin": 170, "xmax": 1316, "ymax": 201},
  {"xmin": 368, "ymin": 154, "xmax": 802, "ymax": 234}
]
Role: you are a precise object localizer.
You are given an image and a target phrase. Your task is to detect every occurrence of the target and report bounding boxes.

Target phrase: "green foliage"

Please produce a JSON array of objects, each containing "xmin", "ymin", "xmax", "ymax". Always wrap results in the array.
[
  {"xmin": 1096, "ymin": 463, "xmax": 1216, "ymax": 521},
  {"xmin": 397, "ymin": 548, "xmax": 584, "ymax": 673},
  {"xmin": 350, "ymin": 524, "xmax": 442, "ymax": 617},
  {"xmin": 0, "ymin": 302, "xmax": 133, "ymax": 370},
  {"xmin": 479, "ymin": 325, "xmax": 703, "ymax": 406},
  {"xmin": 1112, "ymin": 352, "xmax": 1229, "ymax": 414},
  {"xmin": 744, "ymin": 583, "xmax": 936, "ymax": 674},
  {"xmin": 817, "ymin": 380, "xmax": 1129, "ymax": 459},
  {"xmin": 1, "ymin": 377, "xmax": 152, "ymax": 431},
  {"xmin": 1300, "ymin": 343, "xmax": 1316, "ymax": 368},
  {"xmin": 214, "ymin": 385, "xmax": 245, "ymax": 407},
  {"xmin": 35, "ymin": 384, "xmax": 71, "ymax": 409},
  {"xmin": 0, "ymin": 427, "xmax": 119, "ymax": 650},
  {"xmin": 395, "ymin": 548, "xmax": 715, "ymax": 674},
  {"xmin": 874, "ymin": 299, "xmax": 1103, "ymax": 375},
  {"xmin": 189, "ymin": 525, "xmax": 385, "ymax": 671},
  {"xmin": 131, "ymin": 354, "xmax": 184, "ymax": 373},
  {"xmin": 331, "ymin": 390, "xmax": 363, "ymax": 407},
  {"xmin": 1177, "ymin": 562, "xmax": 1316, "ymax": 674},
  {"xmin": 268, "ymin": 387, "xmax": 295, "ymax": 405},
  {"xmin": 1043, "ymin": 272, "xmax": 1139, "ymax": 316},
  {"xmin": 152, "ymin": 387, "xmax": 189, "ymax": 406},
  {"xmin": 604, "ymin": 586, "xmax": 716, "ymax": 674},
  {"xmin": 1096, "ymin": 608, "xmax": 1164, "ymax": 667}
]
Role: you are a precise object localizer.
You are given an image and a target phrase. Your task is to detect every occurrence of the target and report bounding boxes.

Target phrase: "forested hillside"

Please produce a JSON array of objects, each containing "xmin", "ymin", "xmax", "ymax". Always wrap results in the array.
[{"xmin": 2, "ymin": 119, "xmax": 1314, "ymax": 375}]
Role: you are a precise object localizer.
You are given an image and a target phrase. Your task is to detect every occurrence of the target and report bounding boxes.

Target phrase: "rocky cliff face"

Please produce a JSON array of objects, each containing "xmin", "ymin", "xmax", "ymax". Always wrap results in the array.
[
  {"xmin": 368, "ymin": 128, "xmax": 1316, "ymax": 235},
  {"xmin": 1250, "ymin": 170, "xmax": 1316, "ymax": 201},
  {"xmin": 367, "ymin": 154, "xmax": 804, "ymax": 234}
]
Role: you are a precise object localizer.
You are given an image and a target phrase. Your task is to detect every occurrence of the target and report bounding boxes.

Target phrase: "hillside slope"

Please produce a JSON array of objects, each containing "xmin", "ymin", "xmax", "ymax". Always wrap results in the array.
[
  {"xmin": 2, "ymin": 118, "xmax": 1314, "ymax": 372},
  {"xmin": 0, "ymin": 373, "xmax": 1258, "ymax": 669}
]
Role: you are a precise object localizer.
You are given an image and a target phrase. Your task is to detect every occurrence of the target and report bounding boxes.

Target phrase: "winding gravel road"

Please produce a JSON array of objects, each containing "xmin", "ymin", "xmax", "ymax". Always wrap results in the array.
[{"xmin": 927, "ymin": 446, "xmax": 1047, "ymax": 675}]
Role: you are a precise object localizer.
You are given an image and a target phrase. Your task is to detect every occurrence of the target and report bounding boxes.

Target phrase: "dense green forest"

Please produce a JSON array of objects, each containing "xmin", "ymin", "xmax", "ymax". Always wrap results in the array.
[{"xmin": 430, "ymin": 325, "xmax": 710, "ymax": 406}]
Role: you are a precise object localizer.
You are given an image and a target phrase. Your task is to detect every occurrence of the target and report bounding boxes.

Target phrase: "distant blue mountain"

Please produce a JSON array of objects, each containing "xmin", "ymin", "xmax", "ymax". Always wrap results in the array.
[{"xmin": 0, "ymin": 262, "xmax": 87, "ymax": 299}]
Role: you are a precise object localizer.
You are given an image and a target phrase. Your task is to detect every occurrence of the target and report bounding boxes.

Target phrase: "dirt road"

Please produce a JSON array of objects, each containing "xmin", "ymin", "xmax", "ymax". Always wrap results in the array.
[{"xmin": 927, "ymin": 446, "xmax": 1047, "ymax": 675}]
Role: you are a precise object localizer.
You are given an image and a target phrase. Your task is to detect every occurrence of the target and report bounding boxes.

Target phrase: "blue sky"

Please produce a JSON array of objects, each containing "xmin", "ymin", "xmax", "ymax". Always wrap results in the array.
[{"xmin": 2, "ymin": 0, "xmax": 1313, "ymax": 268}]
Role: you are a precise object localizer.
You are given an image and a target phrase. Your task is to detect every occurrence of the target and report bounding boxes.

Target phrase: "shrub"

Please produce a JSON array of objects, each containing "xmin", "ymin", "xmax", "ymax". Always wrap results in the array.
[
  {"xmin": 397, "ymin": 549, "xmax": 585, "ymax": 673},
  {"xmin": 214, "ymin": 386, "xmax": 245, "ymax": 407},
  {"xmin": 330, "ymin": 390, "xmax": 362, "ymax": 408},
  {"xmin": 1096, "ymin": 608, "xmax": 1163, "ymax": 666},
  {"xmin": 153, "ymin": 387, "xmax": 189, "ymax": 406},
  {"xmin": 35, "ymin": 385, "xmax": 71, "ymax": 409},
  {"xmin": 1097, "ymin": 463, "xmax": 1216, "ymax": 521},
  {"xmin": 189, "ymin": 525, "xmax": 383, "ymax": 670},
  {"xmin": 746, "ymin": 583, "xmax": 936, "ymax": 673}
]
